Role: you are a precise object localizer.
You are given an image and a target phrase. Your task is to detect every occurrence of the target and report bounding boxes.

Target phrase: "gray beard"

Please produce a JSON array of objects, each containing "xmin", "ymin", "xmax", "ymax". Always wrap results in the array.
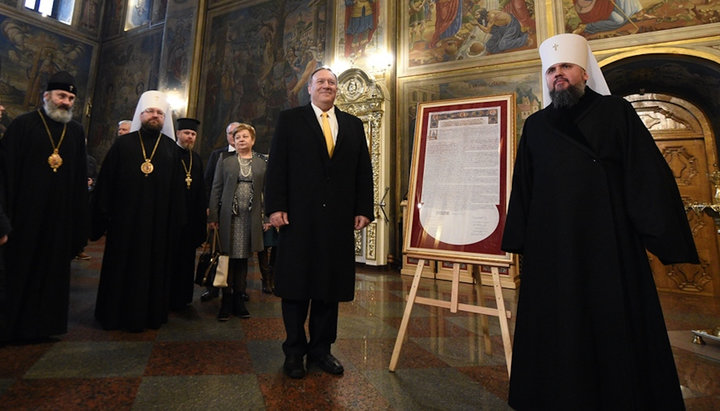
[
  {"xmin": 550, "ymin": 83, "xmax": 586, "ymax": 109},
  {"xmin": 43, "ymin": 99, "xmax": 73, "ymax": 123}
]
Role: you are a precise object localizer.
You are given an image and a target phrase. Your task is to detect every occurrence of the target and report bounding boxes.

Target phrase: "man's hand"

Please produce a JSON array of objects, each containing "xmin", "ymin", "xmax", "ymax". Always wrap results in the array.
[
  {"xmin": 354, "ymin": 215, "xmax": 370, "ymax": 230},
  {"xmin": 0, "ymin": 234, "xmax": 7, "ymax": 246},
  {"xmin": 270, "ymin": 211, "xmax": 289, "ymax": 228}
]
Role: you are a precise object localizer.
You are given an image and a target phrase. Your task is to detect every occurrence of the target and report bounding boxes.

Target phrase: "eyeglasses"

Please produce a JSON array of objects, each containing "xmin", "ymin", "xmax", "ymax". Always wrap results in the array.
[{"xmin": 142, "ymin": 108, "xmax": 165, "ymax": 117}]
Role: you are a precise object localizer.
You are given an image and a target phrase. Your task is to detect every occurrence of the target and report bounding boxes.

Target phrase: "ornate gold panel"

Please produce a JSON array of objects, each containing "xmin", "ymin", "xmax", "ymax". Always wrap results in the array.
[
  {"xmin": 338, "ymin": 68, "xmax": 389, "ymax": 265},
  {"xmin": 661, "ymin": 146, "xmax": 698, "ymax": 186},
  {"xmin": 629, "ymin": 94, "xmax": 720, "ymax": 296}
]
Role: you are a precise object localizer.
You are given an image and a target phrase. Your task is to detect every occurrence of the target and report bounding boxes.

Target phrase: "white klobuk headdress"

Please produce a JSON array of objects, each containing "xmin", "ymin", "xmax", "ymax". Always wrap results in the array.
[
  {"xmin": 130, "ymin": 90, "xmax": 175, "ymax": 139},
  {"xmin": 539, "ymin": 33, "xmax": 610, "ymax": 108}
]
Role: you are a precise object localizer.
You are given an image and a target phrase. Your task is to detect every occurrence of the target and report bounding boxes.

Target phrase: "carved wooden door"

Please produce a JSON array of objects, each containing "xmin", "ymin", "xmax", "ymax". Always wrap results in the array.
[{"xmin": 628, "ymin": 94, "xmax": 720, "ymax": 297}]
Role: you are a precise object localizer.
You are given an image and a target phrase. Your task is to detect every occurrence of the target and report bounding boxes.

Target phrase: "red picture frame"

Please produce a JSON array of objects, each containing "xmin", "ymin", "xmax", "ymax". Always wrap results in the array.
[{"xmin": 403, "ymin": 94, "xmax": 515, "ymax": 264}]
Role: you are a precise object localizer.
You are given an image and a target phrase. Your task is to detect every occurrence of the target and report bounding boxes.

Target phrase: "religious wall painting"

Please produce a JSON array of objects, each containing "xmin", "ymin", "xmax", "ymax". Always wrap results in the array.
[
  {"xmin": 334, "ymin": 0, "xmax": 386, "ymax": 68},
  {"xmin": 400, "ymin": 0, "xmax": 538, "ymax": 75},
  {"xmin": 151, "ymin": 0, "xmax": 168, "ymax": 25},
  {"xmin": 102, "ymin": 0, "xmax": 126, "ymax": 38},
  {"xmin": 562, "ymin": 0, "xmax": 720, "ymax": 40},
  {"xmin": 125, "ymin": 0, "xmax": 168, "ymax": 29},
  {"xmin": 197, "ymin": 0, "xmax": 330, "ymax": 160},
  {"xmin": 398, "ymin": 65, "xmax": 540, "ymax": 197},
  {"xmin": 0, "ymin": 15, "xmax": 94, "ymax": 122},
  {"xmin": 0, "ymin": 0, "xmax": 16, "ymax": 7},
  {"xmin": 87, "ymin": 31, "xmax": 163, "ymax": 162},
  {"xmin": 78, "ymin": 0, "xmax": 102, "ymax": 35},
  {"xmin": 161, "ymin": 15, "xmax": 193, "ymax": 91}
]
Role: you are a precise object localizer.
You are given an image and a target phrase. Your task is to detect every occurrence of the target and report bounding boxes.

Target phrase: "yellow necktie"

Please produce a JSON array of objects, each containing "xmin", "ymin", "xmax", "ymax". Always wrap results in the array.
[{"xmin": 321, "ymin": 112, "xmax": 334, "ymax": 157}]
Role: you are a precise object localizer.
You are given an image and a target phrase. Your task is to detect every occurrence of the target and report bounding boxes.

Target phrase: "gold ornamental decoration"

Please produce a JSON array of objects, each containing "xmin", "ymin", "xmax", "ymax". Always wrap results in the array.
[
  {"xmin": 38, "ymin": 110, "xmax": 67, "ymax": 172},
  {"xmin": 138, "ymin": 130, "xmax": 162, "ymax": 177},
  {"xmin": 181, "ymin": 150, "xmax": 193, "ymax": 189},
  {"xmin": 48, "ymin": 149, "xmax": 63, "ymax": 171},
  {"xmin": 141, "ymin": 160, "xmax": 154, "ymax": 175}
]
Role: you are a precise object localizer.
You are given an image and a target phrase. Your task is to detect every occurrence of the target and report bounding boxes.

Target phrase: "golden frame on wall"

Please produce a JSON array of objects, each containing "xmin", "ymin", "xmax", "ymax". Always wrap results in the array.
[
  {"xmin": 552, "ymin": 0, "xmax": 720, "ymax": 51},
  {"xmin": 403, "ymin": 94, "xmax": 515, "ymax": 264},
  {"xmin": 397, "ymin": 0, "xmax": 547, "ymax": 77}
]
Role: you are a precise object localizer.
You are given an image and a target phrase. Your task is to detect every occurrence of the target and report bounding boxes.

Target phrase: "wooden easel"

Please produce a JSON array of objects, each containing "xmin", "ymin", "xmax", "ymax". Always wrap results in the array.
[{"xmin": 389, "ymin": 258, "xmax": 513, "ymax": 376}]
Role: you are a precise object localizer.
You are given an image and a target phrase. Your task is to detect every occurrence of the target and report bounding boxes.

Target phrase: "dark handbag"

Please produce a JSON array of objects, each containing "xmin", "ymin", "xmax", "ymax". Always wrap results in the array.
[{"xmin": 195, "ymin": 229, "xmax": 220, "ymax": 286}]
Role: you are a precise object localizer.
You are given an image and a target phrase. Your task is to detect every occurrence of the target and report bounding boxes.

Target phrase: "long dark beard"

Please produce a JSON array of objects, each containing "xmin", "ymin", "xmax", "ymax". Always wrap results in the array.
[
  {"xmin": 43, "ymin": 98, "xmax": 73, "ymax": 123},
  {"xmin": 141, "ymin": 120, "xmax": 163, "ymax": 133},
  {"xmin": 550, "ymin": 82, "xmax": 586, "ymax": 109}
]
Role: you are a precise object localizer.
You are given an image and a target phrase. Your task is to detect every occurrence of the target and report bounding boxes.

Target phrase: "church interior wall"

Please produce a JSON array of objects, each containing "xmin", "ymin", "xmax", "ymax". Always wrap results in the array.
[
  {"xmin": 1, "ymin": 0, "xmax": 719, "ymax": 267},
  {"xmin": 0, "ymin": 2, "xmax": 100, "ymax": 146}
]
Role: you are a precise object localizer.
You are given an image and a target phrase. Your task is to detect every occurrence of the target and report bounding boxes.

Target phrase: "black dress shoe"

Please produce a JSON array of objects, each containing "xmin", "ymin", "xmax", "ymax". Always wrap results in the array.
[
  {"xmin": 283, "ymin": 355, "xmax": 305, "ymax": 379},
  {"xmin": 309, "ymin": 353, "xmax": 344, "ymax": 375},
  {"xmin": 201, "ymin": 289, "xmax": 218, "ymax": 302},
  {"xmin": 216, "ymin": 309, "xmax": 230, "ymax": 321},
  {"xmin": 233, "ymin": 300, "xmax": 250, "ymax": 319}
]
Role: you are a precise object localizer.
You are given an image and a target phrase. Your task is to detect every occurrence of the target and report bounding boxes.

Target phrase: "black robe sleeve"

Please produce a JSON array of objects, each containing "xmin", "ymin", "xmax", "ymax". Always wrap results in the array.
[
  {"xmin": 617, "ymin": 98, "xmax": 699, "ymax": 264},
  {"xmin": 91, "ymin": 141, "xmax": 119, "ymax": 241}
]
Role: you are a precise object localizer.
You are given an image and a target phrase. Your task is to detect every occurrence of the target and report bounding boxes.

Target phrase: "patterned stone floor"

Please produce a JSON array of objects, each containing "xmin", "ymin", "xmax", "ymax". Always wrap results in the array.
[{"xmin": 0, "ymin": 240, "xmax": 719, "ymax": 410}]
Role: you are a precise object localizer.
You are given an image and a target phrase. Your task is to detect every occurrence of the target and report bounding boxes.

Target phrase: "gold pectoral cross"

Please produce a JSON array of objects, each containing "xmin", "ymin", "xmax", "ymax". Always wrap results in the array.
[{"xmin": 185, "ymin": 174, "xmax": 192, "ymax": 189}]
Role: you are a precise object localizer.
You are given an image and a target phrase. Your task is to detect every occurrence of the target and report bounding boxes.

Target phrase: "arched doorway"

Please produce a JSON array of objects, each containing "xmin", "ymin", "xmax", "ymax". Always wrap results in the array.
[
  {"xmin": 627, "ymin": 94, "xmax": 719, "ymax": 296},
  {"xmin": 603, "ymin": 53, "xmax": 720, "ymax": 297}
]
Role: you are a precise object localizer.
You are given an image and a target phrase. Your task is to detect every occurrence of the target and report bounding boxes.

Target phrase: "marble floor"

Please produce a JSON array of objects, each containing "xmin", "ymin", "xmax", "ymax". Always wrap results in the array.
[{"xmin": 1, "ymin": 240, "xmax": 719, "ymax": 410}]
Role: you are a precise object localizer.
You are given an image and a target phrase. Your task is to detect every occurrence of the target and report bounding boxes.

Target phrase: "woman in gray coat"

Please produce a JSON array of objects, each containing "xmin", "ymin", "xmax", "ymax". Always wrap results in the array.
[{"xmin": 208, "ymin": 123, "xmax": 266, "ymax": 320}]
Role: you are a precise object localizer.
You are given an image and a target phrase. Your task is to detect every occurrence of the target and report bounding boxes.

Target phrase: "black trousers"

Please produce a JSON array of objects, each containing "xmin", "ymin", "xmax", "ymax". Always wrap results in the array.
[{"xmin": 281, "ymin": 298, "xmax": 338, "ymax": 359}]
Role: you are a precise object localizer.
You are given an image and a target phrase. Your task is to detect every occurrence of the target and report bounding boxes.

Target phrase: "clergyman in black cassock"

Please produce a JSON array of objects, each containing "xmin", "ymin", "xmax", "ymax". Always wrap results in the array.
[
  {"xmin": 0, "ymin": 71, "xmax": 88, "ymax": 341},
  {"xmin": 169, "ymin": 117, "xmax": 206, "ymax": 310},
  {"xmin": 91, "ymin": 90, "xmax": 184, "ymax": 332},
  {"xmin": 501, "ymin": 34, "xmax": 699, "ymax": 410}
]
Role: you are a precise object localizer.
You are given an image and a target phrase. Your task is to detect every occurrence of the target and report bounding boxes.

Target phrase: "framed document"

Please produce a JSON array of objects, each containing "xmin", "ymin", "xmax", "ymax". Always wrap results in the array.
[{"xmin": 403, "ymin": 95, "xmax": 515, "ymax": 264}]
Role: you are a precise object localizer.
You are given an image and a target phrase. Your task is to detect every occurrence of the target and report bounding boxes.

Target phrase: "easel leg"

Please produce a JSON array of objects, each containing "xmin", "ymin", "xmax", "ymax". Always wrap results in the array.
[
  {"xmin": 450, "ymin": 263, "xmax": 460, "ymax": 313},
  {"xmin": 492, "ymin": 266, "xmax": 513, "ymax": 376},
  {"xmin": 389, "ymin": 259, "xmax": 425, "ymax": 371},
  {"xmin": 474, "ymin": 266, "xmax": 492, "ymax": 355}
]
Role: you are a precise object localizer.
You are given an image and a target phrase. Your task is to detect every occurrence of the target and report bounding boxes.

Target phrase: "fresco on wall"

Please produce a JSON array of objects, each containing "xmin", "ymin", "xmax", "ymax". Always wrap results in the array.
[
  {"xmin": 398, "ymin": 67, "xmax": 540, "ymax": 197},
  {"xmin": 124, "ymin": 0, "xmax": 168, "ymax": 29},
  {"xmin": 79, "ymin": 0, "xmax": 102, "ymax": 35},
  {"xmin": 563, "ymin": 0, "xmax": 720, "ymax": 39},
  {"xmin": 198, "ymin": 0, "xmax": 329, "ymax": 158},
  {"xmin": 162, "ymin": 15, "xmax": 192, "ymax": 91},
  {"xmin": 0, "ymin": 15, "xmax": 93, "ymax": 124},
  {"xmin": 102, "ymin": 0, "xmax": 126, "ymax": 38},
  {"xmin": 335, "ymin": 0, "xmax": 385, "ymax": 66},
  {"xmin": 406, "ymin": 0, "xmax": 536, "ymax": 68},
  {"xmin": 87, "ymin": 31, "xmax": 163, "ymax": 162}
]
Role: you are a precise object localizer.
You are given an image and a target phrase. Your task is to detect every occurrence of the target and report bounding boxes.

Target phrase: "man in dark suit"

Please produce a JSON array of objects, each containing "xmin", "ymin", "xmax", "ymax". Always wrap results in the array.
[
  {"xmin": 265, "ymin": 66, "xmax": 374, "ymax": 379},
  {"xmin": 200, "ymin": 121, "xmax": 239, "ymax": 302}
]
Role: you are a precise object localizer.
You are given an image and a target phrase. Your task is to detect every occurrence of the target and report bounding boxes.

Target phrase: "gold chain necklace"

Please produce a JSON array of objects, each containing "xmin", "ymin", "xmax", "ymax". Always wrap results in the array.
[
  {"xmin": 181, "ymin": 150, "xmax": 193, "ymax": 189},
  {"xmin": 138, "ymin": 130, "xmax": 162, "ymax": 177},
  {"xmin": 38, "ymin": 109, "xmax": 67, "ymax": 172}
]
